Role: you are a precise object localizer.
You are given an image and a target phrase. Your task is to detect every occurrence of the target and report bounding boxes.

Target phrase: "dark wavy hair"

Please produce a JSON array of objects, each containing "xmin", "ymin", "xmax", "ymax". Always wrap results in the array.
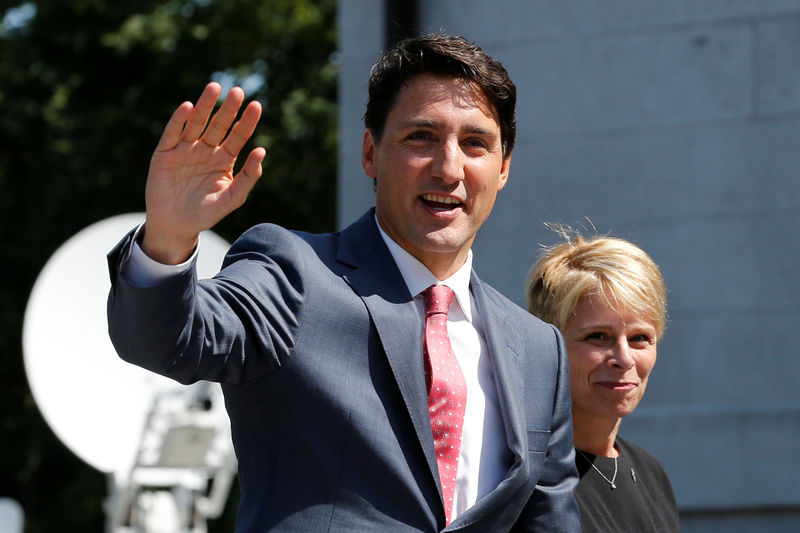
[{"xmin": 364, "ymin": 34, "xmax": 516, "ymax": 158}]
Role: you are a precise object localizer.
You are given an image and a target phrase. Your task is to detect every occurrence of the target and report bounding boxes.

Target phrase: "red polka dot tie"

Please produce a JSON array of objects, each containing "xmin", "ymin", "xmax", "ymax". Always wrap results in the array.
[{"xmin": 422, "ymin": 284, "xmax": 467, "ymax": 525}]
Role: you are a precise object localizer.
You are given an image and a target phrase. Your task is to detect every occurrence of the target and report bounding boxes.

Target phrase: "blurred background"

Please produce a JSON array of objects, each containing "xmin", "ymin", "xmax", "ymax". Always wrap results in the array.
[
  {"xmin": 0, "ymin": 0, "xmax": 336, "ymax": 531},
  {"xmin": 3, "ymin": 0, "xmax": 800, "ymax": 531}
]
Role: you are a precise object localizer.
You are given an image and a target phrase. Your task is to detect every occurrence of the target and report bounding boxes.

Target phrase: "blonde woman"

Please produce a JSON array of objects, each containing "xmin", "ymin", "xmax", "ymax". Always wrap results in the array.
[{"xmin": 526, "ymin": 230, "xmax": 679, "ymax": 532}]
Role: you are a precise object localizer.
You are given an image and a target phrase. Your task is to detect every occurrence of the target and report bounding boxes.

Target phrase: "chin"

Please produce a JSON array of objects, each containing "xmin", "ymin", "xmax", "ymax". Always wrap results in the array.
[
  {"xmin": 616, "ymin": 402, "xmax": 642, "ymax": 419},
  {"xmin": 421, "ymin": 229, "xmax": 473, "ymax": 251}
]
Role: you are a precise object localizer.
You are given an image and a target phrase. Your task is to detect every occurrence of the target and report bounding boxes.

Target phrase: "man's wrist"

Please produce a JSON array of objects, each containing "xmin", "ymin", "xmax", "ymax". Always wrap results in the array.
[
  {"xmin": 139, "ymin": 222, "xmax": 198, "ymax": 265},
  {"xmin": 123, "ymin": 224, "xmax": 196, "ymax": 288}
]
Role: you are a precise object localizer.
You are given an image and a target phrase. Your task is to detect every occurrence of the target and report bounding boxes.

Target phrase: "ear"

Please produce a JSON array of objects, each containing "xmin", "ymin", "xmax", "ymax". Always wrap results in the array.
[
  {"xmin": 496, "ymin": 153, "xmax": 511, "ymax": 191},
  {"xmin": 361, "ymin": 129, "xmax": 378, "ymax": 179}
]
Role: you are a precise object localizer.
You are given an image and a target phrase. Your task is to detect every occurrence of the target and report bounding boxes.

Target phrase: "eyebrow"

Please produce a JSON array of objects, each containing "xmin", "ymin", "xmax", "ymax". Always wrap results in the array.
[
  {"xmin": 399, "ymin": 119, "xmax": 498, "ymax": 138},
  {"xmin": 399, "ymin": 119, "xmax": 436, "ymax": 129},
  {"xmin": 575, "ymin": 323, "xmax": 656, "ymax": 334},
  {"xmin": 573, "ymin": 324, "xmax": 613, "ymax": 333}
]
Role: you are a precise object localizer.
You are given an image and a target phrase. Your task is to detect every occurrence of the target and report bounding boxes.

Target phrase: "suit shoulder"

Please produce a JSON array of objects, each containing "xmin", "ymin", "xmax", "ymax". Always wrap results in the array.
[
  {"xmin": 235, "ymin": 223, "xmax": 336, "ymax": 246},
  {"xmin": 228, "ymin": 223, "xmax": 338, "ymax": 259},
  {"xmin": 477, "ymin": 278, "xmax": 557, "ymax": 334}
]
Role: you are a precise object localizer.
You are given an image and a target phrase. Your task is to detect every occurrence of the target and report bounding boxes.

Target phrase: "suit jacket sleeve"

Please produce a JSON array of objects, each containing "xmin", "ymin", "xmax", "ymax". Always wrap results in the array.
[
  {"xmin": 106, "ymin": 223, "xmax": 307, "ymax": 384},
  {"xmin": 513, "ymin": 324, "xmax": 581, "ymax": 532}
]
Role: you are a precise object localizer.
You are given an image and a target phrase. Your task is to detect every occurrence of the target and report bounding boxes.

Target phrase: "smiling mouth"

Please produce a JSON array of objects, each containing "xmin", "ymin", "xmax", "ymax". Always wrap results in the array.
[
  {"xmin": 597, "ymin": 382, "xmax": 636, "ymax": 391},
  {"xmin": 421, "ymin": 194, "xmax": 463, "ymax": 211}
]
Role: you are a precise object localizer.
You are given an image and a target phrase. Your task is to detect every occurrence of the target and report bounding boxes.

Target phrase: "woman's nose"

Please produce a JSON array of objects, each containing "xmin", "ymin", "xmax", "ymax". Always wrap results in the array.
[{"xmin": 609, "ymin": 338, "xmax": 636, "ymax": 370}]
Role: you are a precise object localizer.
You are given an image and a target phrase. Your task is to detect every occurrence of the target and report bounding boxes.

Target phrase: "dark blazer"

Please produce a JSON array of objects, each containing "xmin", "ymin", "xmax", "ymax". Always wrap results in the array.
[{"xmin": 107, "ymin": 209, "xmax": 580, "ymax": 532}]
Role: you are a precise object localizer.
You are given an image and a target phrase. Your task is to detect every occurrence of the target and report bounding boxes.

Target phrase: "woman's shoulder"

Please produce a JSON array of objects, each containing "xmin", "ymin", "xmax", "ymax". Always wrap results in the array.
[
  {"xmin": 577, "ymin": 437, "xmax": 680, "ymax": 533},
  {"xmin": 616, "ymin": 435, "xmax": 675, "ymax": 486},
  {"xmin": 617, "ymin": 436, "xmax": 662, "ymax": 465}
]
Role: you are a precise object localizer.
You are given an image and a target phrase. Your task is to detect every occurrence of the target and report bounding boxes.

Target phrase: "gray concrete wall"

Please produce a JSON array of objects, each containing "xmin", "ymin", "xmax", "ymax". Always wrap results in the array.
[
  {"xmin": 338, "ymin": 1, "xmax": 800, "ymax": 530},
  {"xmin": 337, "ymin": 0, "xmax": 384, "ymax": 228}
]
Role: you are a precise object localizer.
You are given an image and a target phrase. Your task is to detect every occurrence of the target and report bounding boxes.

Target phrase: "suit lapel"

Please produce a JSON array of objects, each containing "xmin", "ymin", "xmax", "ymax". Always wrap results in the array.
[
  {"xmin": 470, "ymin": 273, "xmax": 526, "ymax": 469},
  {"xmin": 445, "ymin": 275, "xmax": 528, "ymax": 529},
  {"xmin": 336, "ymin": 210, "xmax": 441, "ymax": 495},
  {"xmin": 335, "ymin": 212, "xmax": 532, "ymax": 527}
]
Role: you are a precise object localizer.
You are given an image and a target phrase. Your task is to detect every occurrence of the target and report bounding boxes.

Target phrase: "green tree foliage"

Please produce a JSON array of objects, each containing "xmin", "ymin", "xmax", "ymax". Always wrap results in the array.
[{"xmin": 0, "ymin": 0, "xmax": 337, "ymax": 530}]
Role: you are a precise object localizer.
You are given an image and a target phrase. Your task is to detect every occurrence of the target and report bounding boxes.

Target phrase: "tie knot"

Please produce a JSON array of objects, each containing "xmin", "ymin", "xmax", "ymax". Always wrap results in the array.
[{"xmin": 422, "ymin": 284, "xmax": 455, "ymax": 317}]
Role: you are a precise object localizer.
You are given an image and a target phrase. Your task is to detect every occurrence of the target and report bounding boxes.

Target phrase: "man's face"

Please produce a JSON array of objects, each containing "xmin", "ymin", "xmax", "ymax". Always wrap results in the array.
[{"xmin": 362, "ymin": 73, "xmax": 511, "ymax": 278}]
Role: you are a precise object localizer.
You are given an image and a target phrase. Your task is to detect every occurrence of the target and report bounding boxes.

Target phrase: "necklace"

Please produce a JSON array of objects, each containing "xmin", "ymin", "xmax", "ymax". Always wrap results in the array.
[{"xmin": 577, "ymin": 450, "xmax": 618, "ymax": 489}]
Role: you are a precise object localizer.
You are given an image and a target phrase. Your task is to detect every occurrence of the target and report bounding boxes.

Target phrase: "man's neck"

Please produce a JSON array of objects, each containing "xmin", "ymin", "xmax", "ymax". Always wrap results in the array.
[
  {"xmin": 374, "ymin": 214, "xmax": 473, "ymax": 302},
  {"xmin": 418, "ymin": 249, "xmax": 471, "ymax": 280},
  {"xmin": 373, "ymin": 216, "xmax": 472, "ymax": 280}
]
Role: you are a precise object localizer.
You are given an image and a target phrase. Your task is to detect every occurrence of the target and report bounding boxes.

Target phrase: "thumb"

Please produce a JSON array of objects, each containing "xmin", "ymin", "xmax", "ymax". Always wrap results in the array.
[{"xmin": 228, "ymin": 147, "xmax": 266, "ymax": 207}]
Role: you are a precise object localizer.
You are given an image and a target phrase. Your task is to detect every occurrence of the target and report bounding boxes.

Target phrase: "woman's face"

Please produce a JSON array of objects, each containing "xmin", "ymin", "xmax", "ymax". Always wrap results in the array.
[{"xmin": 562, "ymin": 293, "xmax": 658, "ymax": 424}]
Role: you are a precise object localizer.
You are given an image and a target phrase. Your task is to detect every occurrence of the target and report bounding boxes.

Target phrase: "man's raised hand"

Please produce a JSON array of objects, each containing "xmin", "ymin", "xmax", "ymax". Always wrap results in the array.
[{"xmin": 142, "ymin": 82, "xmax": 265, "ymax": 264}]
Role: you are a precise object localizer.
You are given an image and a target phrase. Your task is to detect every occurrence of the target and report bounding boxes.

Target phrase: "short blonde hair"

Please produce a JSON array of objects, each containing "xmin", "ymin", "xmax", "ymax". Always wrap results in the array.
[{"xmin": 525, "ymin": 228, "xmax": 667, "ymax": 338}]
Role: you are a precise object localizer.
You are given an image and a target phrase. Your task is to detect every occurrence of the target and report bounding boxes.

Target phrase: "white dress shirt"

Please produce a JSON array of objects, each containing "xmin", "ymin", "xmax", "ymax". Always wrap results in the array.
[{"xmin": 122, "ymin": 219, "xmax": 509, "ymax": 519}]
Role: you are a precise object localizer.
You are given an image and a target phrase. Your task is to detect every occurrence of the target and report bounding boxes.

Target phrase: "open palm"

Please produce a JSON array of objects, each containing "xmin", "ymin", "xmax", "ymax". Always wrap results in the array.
[{"xmin": 143, "ymin": 82, "xmax": 265, "ymax": 264}]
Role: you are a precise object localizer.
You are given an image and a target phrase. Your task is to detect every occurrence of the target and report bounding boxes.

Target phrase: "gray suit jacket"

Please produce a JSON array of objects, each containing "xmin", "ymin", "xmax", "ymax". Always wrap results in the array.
[{"xmin": 107, "ymin": 209, "xmax": 580, "ymax": 532}]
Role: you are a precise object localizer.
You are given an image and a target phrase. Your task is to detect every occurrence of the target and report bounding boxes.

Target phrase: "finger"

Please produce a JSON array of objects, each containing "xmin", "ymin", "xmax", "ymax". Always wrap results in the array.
[
  {"xmin": 228, "ymin": 147, "xmax": 266, "ymax": 207},
  {"xmin": 155, "ymin": 101, "xmax": 193, "ymax": 152},
  {"xmin": 220, "ymin": 100, "xmax": 262, "ymax": 157},
  {"xmin": 200, "ymin": 86, "xmax": 245, "ymax": 147},
  {"xmin": 181, "ymin": 82, "xmax": 222, "ymax": 141}
]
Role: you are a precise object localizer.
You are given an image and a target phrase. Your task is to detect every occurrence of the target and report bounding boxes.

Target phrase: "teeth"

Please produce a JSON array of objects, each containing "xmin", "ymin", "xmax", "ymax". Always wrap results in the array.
[{"xmin": 423, "ymin": 194, "xmax": 459, "ymax": 204}]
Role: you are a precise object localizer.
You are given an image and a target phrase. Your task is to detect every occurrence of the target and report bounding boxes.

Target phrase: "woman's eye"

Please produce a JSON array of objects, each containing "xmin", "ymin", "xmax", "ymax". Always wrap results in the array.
[
  {"xmin": 630, "ymin": 334, "xmax": 653, "ymax": 346},
  {"xmin": 585, "ymin": 332, "xmax": 607, "ymax": 341}
]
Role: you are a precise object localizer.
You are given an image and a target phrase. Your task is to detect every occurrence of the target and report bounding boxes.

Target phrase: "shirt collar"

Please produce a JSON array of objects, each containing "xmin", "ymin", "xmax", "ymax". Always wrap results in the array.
[{"xmin": 375, "ymin": 215, "xmax": 474, "ymax": 322}]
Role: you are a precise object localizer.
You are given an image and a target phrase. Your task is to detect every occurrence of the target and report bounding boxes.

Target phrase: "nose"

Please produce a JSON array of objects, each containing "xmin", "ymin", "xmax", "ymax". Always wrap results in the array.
[
  {"xmin": 430, "ymin": 139, "xmax": 465, "ymax": 183},
  {"xmin": 609, "ymin": 338, "xmax": 635, "ymax": 371}
]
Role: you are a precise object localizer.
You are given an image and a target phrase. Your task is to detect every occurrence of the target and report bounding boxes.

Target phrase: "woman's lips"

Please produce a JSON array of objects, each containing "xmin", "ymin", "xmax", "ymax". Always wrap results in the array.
[{"xmin": 596, "ymin": 381, "xmax": 636, "ymax": 391}]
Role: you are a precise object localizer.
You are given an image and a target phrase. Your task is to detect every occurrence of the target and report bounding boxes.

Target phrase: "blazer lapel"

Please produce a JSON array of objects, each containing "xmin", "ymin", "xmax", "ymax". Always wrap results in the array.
[
  {"xmin": 336, "ymin": 210, "xmax": 441, "ymax": 496},
  {"xmin": 470, "ymin": 273, "xmax": 526, "ymax": 470},
  {"xmin": 446, "ymin": 274, "xmax": 528, "ymax": 529}
]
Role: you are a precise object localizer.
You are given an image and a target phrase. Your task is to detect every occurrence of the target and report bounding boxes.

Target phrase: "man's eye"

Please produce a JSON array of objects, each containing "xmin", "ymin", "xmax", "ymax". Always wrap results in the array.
[
  {"xmin": 464, "ymin": 138, "xmax": 488, "ymax": 149},
  {"xmin": 407, "ymin": 131, "xmax": 432, "ymax": 141}
]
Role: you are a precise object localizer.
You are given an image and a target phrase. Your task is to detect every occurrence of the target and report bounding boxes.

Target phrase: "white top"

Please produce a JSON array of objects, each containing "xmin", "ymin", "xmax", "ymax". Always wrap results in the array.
[{"xmin": 122, "ymin": 219, "xmax": 509, "ymax": 519}]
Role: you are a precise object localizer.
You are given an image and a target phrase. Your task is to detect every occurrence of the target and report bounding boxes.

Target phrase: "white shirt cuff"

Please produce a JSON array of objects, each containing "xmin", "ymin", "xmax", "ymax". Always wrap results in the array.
[{"xmin": 122, "ymin": 224, "xmax": 197, "ymax": 287}]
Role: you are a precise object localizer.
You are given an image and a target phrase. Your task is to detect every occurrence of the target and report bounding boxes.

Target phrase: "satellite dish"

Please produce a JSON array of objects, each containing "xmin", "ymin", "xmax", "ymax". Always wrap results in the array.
[{"xmin": 22, "ymin": 213, "xmax": 231, "ymax": 475}]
